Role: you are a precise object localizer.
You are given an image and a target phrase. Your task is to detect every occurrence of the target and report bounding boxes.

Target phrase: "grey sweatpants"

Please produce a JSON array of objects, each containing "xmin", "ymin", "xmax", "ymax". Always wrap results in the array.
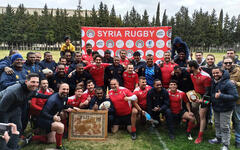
[{"xmin": 214, "ymin": 110, "xmax": 233, "ymax": 146}]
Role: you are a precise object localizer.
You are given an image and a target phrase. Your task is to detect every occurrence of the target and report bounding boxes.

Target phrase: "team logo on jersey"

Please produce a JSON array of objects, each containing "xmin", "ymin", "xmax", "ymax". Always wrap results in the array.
[
  {"xmin": 16, "ymin": 75, "xmax": 19, "ymax": 79},
  {"xmin": 28, "ymin": 70, "xmax": 30, "ymax": 73},
  {"xmin": 111, "ymin": 71, "xmax": 114, "ymax": 74}
]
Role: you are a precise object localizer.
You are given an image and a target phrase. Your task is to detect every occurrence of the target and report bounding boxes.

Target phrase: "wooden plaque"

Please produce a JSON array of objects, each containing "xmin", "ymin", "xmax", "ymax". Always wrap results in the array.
[{"xmin": 68, "ymin": 109, "xmax": 108, "ymax": 140}]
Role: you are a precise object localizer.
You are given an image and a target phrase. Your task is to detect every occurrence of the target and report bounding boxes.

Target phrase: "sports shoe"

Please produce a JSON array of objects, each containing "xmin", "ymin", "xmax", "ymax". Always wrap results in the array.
[
  {"xmin": 220, "ymin": 145, "xmax": 228, "ymax": 150},
  {"xmin": 208, "ymin": 137, "xmax": 221, "ymax": 144},
  {"xmin": 131, "ymin": 132, "xmax": 137, "ymax": 140},
  {"xmin": 187, "ymin": 132, "xmax": 193, "ymax": 141},
  {"xmin": 194, "ymin": 137, "xmax": 203, "ymax": 144},
  {"xmin": 56, "ymin": 145, "xmax": 66, "ymax": 150}
]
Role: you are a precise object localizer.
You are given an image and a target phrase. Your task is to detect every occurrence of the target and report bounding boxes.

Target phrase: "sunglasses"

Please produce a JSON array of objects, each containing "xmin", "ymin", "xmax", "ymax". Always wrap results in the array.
[{"xmin": 224, "ymin": 62, "xmax": 233, "ymax": 65}]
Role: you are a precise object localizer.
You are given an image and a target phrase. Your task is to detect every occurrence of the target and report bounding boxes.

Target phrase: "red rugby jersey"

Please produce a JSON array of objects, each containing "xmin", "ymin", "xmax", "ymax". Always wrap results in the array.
[
  {"xmin": 133, "ymin": 85, "xmax": 152, "ymax": 110},
  {"xmin": 168, "ymin": 89, "xmax": 189, "ymax": 114},
  {"xmin": 67, "ymin": 95, "xmax": 83, "ymax": 107},
  {"xmin": 109, "ymin": 87, "xmax": 135, "ymax": 116},
  {"xmin": 190, "ymin": 69, "xmax": 211, "ymax": 95},
  {"xmin": 80, "ymin": 89, "xmax": 95, "ymax": 103},
  {"xmin": 30, "ymin": 89, "xmax": 53, "ymax": 115},
  {"xmin": 82, "ymin": 54, "xmax": 93, "ymax": 65},
  {"xmin": 123, "ymin": 71, "xmax": 139, "ymax": 92},
  {"xmin": 160, "ymin": 62, "xmax": 178, "ymax": 88},
  {"xmin": 84, "ymin": 63, "xmax": 110, "ymax": 87},
  {"xmin": 120, "ymin": 58, "xmax": 130, "ymax": 67}
]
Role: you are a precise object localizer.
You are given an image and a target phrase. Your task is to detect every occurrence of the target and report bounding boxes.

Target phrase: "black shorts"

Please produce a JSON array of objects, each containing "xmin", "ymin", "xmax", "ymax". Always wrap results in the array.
[
  {"xmin": 172, "ymin": 109, "xmax": 187, "ymax": 121},
  {"xmin": 37, "ymin": 117, "xmax": 53, "ymax": 133},
  {"xmin": 113, "ymin": 114, "xmax": 131, "ymax": 125}
]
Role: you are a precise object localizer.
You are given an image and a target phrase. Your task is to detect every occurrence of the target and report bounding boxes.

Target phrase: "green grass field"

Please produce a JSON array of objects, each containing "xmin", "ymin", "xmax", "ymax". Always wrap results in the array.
[{"xmin": 0, "ymin": 50, "xmax": 238, "ymax": 150}]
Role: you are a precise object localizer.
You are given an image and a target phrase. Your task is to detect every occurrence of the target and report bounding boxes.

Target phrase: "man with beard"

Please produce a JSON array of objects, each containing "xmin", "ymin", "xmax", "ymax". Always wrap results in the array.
[
  {"xmin": 35, "ymin": 52, "xmax": 42, "ymax": 65},
  {"xmin": 84, "ymin": 55, "xmax": 110, "ymax": 89},
  {"xmin": 89, "ymin": 87, "xmax": 115, "ymax": 131},
  {"xmin": 174, "ymin": 51, "xmax": 188, "ymax": 68},
  {"xmin": 64, "ymin": 51, "xmax": 73, "ymax": 66},
  {"xmin": 69, "ymin": 63, "xmax": 93, "ymax": 95},
  {"xmin": 23, "ymin": 52, "xmax": 43, "ymax": 79},
  {"xmin": 109, "ymin": 79, "xmax": 137, "ymax": 140},
  {"xmin": 202, "ymin": 54, "xmax": 217, "ymax": 77},
  {"xmin": 39, "ymin": 52, "xmax": 57, "ymax": 72},
  {"xmin": 0, "ymin": 73, "xmax": 48, "ymax": 148},
  {"xmin": 0, "ymin": 53, "xmax": 28, "ymax": 91},
  {"xmin": 171, "ymin": 66, "xmax": 194, "ymax": 93},
  {"xmin": 48, "ymin": 65, "xmax": 68, "ymax": 92},
  {"xmin": 37, "ymin": 83, "xmax": 70, "ymax": 149},
  {"xmin": 138, "ymin": 54, "xmax": 162, "ymax": 87},
  {"xmin": 60, "ymin": 36, "xmax": 75, "ymax": 58},
  {"xmin": 159, "ymin": 51, "xmax": 178, "ymax": 88},
  {"xmin": 104, "ymin": 56, "xmax": 125, "ymax": 88},
  {"xmin": 217, "ymin": 49, "xmax": 240, "ymax": 67},
  {"xmin": 79, "ymin": 80, "xmax": 95, "ymax": 109},
  {"xmin": 147, "ymin": 79, "xmax": 175, "ymax": 139},
  {"xmin": 102, "ymin": 50, "xmax": 113, "ymax": 64},
  {"xmin": 68, "ymin": 52, "xmax": 86, "ymax": 74},
  {"xmin": 131, "ymin": 77, "xmax": 152, "ymax": 140},
  {"xmin": 119, "ymin": 49, "xmax": 130, "ymax": 68},
  {"xmin": 131, "ymin": 51, "xmax": 146, "ymax": 71},
  {"xmin": 187, "ymin": 60, "xmax": 211, "ymax": 144},
  {"xmin": 221, "ymin": 57, "xmax": 240, "ymax": 148},
  {"xmin": 82, "ymin": 43, "xmax": 93, "ymax": 65}
]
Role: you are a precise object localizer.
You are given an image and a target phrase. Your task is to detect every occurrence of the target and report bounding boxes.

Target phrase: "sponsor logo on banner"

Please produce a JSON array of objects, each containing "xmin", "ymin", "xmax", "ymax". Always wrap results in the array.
[
  {"xmin": 126, "ymin": 40, "xmax": 134, "ymax": 48},
  {"xmin": 81, "ymin": 40, "xmax": 85, "ymax": 47},
  {"xmin": 127, "ymin": 50, "xmax": 134, "ymax": 58},
  {"xmin": 87, "ymin": 39, "xmax": 95, "ymax": 47},
  {"xmin": 146, "ymin": 40, "xmax": 154, "ymax": 48},
  {"xmin": 109, "ymin": 50, "xmax": 114, "ymax": 57},
  {"xmin": 146, "ymin": 50, "xmax": 154, "ymax": 56},
  {"xmin": 167, "ymin": 29, "xmax": 172, "ymax": 38},
  {"xmin": 81, "ymin": 29, "xmax": 85, "ymax": 38},
  {"xmin": 156, "ymin": 50, "xmax": 164, "ymax": 58},
  {"xmin": 96, "ymin": 40, "xmax": 104, "ymax": 48},
  {"xmin": 116, "ymin": 49, "xmax": 121, "ymax": 56},
  {"xmin": 167, "ymin": 40, "xmax": 171, "ymax": 48},
  {"xmin": 156, "ymin": 29, "xmax": 165, "ymax": 38},
  {"xmin": 106, "ymin": 40, "xmax": 114, "ymax": 48},
  {"xmin": 86, "ymin": 29, "xmax": 95, "ymax": 38},
  {"xmin": 156, "ymin": 40, "xmax": 165, "ymax": 48},
  {"xmin": 116, "ymin": 40, "xmax": 124, "ymax": 48},
  {"xmin": 136, "ymin": 40, "xmax": 144, "ymax": 48}
]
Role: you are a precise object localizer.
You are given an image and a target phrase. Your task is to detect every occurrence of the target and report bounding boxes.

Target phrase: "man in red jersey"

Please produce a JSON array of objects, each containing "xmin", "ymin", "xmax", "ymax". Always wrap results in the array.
[
  {"xmin": 84, "ymin": 54, "xmax": 110, "ymax": 88},
  {"xmin": 123, "ymin": 64, "xmax": 139, "ymax": 92},
  {"xmin": 82, "ymin": 43, "xmax": 93, "ymax": 65},
  {"xmin": 79, "ymin": 80, "xmax": 95, "ymax": 109},
  {"xmin": 168, "ymin": 80, "xmax": 196, "ymax": 140},
  {"xmin": 159, "ymin": 51, "xmax": 178, "ymax": 88},
  {"xmin": 67, "ymin": 87, "xmax": 83, "ymax": 108},
  {"xmin": 119, "ymin": 49, "xmax": 130, "ymax": 68},
  {"xmin": 109, "ymin": 79, "xmax": 137, "ymax": 140},
  {"xmin": 188, "ymin": 60, "xmax": 211, "ymax": 144},
  {"xmin": 131, "ymin": 76, "xmax": 152, "ymax": 139}
]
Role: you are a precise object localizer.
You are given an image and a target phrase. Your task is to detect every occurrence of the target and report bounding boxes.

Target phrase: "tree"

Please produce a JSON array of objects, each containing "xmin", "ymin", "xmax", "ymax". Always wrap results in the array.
[
  {"xmin": 162, "ymin": 9, "xmax": 168, "ymax": 26},
  {"xmin": 109, "ymin": 5, "xmax": 117, "ymax": 27},
  {"xmin": 151, "ymin": 16, "xmax": 155, "ymax": 26},
  {"xmin": 155, "ymin": 2, "xmax": 161, "ymax": 26},
  {"xmin": 123, "ymin": 11, "xmax": 130, "ymax": 26},
  {"xmin": 90, "ymin": 5, "xmax": 98, "ymax": 26},
  {"xmin": 141, "ymin": 10, "xmax": 149, "ymax": 26},
  {"xmin": 217, "ymin": 9, "xmax": 224, "ymax": 48}
]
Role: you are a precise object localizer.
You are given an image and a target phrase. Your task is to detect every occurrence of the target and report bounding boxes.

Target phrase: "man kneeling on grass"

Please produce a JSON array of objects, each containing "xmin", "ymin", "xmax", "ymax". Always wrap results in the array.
[
  {"xmin": 109, "ymin": 79, "xmax": 138, "ymax": 140},
  {"xmin": 37, "ymin": 83, "xmax": 72, "ymax": 150},
  {"xmin": 168, "ymin": 80, "xmax": 196, "ymax": 140}
]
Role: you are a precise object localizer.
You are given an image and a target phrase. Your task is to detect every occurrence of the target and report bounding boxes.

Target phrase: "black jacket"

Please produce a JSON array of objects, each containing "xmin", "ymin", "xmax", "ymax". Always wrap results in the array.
[
  {"xmin": 89, "ymin": 96, "xmax": 115, "ymax": 116},
  {"xmin": 211, "ymin": 70, "xmax": 239, "ymax": 112},
  {"xmin": 69, "ymin": 71, "xmax": 93, "ymax": 92},
  {"xmin": 104, "ymin": 64, "xmax": 125, "ymax": 87},
  {"xmin": 171, "ymin": 68, "xmax": 194, "ymax": 92},
  {"xmin": 147, "ymin": 88, "xmax": 170, "ymax": 116},
  {"xmin": 48, "ymin": 73, "xmax": 68, "ymax": 92}
]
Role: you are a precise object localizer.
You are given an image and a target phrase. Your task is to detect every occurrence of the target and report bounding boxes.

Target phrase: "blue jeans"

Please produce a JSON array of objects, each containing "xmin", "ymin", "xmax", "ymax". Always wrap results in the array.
[{"xmin": 234, "ymin": 104, "xmax": 240, "ymax": 143}]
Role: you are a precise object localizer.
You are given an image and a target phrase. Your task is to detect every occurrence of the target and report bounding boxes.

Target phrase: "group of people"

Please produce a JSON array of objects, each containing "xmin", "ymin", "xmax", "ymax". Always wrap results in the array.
[{"xmin": 0, "ymin": 36, "xmax": 240, "ymax": 150}]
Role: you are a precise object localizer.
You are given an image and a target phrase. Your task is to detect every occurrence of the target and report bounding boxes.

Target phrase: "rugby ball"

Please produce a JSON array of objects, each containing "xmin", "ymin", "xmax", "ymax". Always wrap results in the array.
[
  {"xmin": 99, "ymin": 101, "xmax": 111, "ymax": 109},
  {"xmin": 42, "ymin": 68, "xmax": 53, "ymax": 74}
]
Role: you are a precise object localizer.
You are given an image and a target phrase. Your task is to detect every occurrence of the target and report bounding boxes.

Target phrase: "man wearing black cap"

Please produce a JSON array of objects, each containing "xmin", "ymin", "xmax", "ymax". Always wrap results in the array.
[
  {"xmin": 103, "ymin": 50, "xmax": 113, "ymax": 64},
  {"xmin": 60, "ymin": 36, "xmax": 75, "ymax": 58}
]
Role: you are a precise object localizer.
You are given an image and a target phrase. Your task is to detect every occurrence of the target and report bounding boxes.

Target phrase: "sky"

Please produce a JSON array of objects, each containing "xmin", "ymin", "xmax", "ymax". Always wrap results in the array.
[{"xmin": 0, "ymin": 0, "xmax": 239, "ymax": 20}]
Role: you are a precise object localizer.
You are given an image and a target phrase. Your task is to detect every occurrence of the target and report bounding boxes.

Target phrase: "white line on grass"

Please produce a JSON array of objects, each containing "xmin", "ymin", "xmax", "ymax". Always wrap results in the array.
[{"xmin": 154, "ymin": 128, "xmax": 169, "ymax": 150}]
